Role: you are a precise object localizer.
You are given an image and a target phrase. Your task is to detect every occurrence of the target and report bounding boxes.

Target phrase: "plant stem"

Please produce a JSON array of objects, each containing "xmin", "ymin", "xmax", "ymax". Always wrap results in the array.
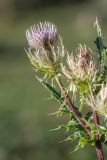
[
  {"xmin": 55, "ymin": 76, "xmax": 91, "ymax": 136},
  {"xmin": 93, "ymin": 112, "xmax": 104, "ymax": 160},
  {"xmin": 55, "ymin": 76, "xmax": 105, "ymax": 160}
]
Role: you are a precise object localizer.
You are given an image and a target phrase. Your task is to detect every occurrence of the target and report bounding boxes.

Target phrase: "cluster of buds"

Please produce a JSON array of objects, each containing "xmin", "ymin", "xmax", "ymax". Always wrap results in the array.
[
  {"xmin": 26, "ymin": 21, "xmax": 107, "ymax": 117},
  {"xmin": 26, "ymin": 21, "xmax": 64, "ymax": 77}
]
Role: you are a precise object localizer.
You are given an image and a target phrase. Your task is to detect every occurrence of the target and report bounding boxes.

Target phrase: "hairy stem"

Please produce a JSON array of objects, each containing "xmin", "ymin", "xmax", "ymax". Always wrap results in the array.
[
  {"xmin": 93, "ymin": 112, "xmax": 104, "ymax": 160},
  {"xmin": 55, "ymin": 76, "xmax": 91, "ymax": 136}
]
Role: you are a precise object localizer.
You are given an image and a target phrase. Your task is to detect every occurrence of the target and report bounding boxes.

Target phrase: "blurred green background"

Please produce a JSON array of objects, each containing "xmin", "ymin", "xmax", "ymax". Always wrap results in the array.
[{"xmin": 0, "ymin": 0, "xmax": 107, "ymax": 159}]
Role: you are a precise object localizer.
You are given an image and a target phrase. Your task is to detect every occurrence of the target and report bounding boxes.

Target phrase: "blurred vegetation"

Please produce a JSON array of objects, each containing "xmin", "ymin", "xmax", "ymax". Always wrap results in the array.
[{"xmin": 0, "ymin": 0, "xmax": 107, "ymax": 160}]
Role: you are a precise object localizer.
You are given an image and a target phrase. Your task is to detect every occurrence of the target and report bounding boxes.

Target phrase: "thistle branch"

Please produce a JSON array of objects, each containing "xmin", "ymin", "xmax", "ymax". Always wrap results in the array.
[{"xmin": 55, "ymin": 76, "xmax": 91, "ymax": 136}]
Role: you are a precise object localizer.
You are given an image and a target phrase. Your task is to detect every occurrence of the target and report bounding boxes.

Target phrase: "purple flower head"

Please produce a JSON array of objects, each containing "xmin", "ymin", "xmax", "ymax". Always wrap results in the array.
[{"xmin": 26, "ymin": 21, "xmax": 57, "ymax": 50}]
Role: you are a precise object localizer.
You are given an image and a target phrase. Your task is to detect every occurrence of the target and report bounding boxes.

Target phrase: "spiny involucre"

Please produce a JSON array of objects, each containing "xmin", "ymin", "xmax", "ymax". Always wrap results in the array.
[
  {"xmin": 61, "ymin": 45, "xmax": 97, "ymax": 95},
  {"xmin": 62, "ymin": 44, "xmax": 96, "ymax": 81},
  {"xmin": 86, "ymin": 84, "xmax": 107, "ymax": 117},
  {"xmin": 26, "ymin": 21, "xmax": 65, "ymax": 77}
]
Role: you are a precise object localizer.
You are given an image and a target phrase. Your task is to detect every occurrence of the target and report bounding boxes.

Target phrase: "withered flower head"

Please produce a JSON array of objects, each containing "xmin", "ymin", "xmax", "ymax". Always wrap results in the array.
[
  {"xmin": 61, "ymin": 44, "xmax": 97, "ymax": 95},
  {"xmin": 26, "ymin": 21, "xmax": 57, "ymax": 50},
  {"xmin": 62, "ymin": 44, "xmax": 96, "ymax": 81},
  {"xmin": 76, "ymin": 44, "xmax": 94, "ymax": 71}
]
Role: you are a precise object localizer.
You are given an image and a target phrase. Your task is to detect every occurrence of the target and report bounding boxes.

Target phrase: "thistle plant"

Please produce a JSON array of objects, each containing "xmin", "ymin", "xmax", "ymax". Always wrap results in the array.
[{"xmin": 25, "ymin": 19, "xmax": 107, "ymax": 160}]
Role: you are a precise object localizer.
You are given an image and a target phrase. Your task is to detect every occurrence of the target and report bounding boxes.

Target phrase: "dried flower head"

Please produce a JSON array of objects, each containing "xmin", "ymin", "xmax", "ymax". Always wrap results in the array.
[
  {"xmin": 26, "ymin": 21, "xmax": 64, "ymax": 77},
  {"xmin": 26, "ymin": 21, "xmax": 57, "ymax": 50},
  {"xmin": 62, "ymin": 44, "xmax": 96, "ymax": 81},
  {"xmin": 61, "ymin": 45, "xmax": 97, "ymax": 95},
  {"xmin": 76, "ymin": 45, "xmax": 95, "ymax": 72}
]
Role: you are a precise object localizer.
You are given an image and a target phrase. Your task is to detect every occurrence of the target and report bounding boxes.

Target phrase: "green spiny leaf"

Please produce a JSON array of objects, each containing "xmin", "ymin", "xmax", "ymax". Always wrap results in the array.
[{"xmin": 39, "ymin": 79, "xmax": 71, "ymax": 113}]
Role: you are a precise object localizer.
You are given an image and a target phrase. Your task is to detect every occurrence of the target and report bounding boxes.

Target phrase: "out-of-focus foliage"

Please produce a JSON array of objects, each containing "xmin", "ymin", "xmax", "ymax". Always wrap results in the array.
[{"xmin": 0, "ymin": 0, "xmax": 94, "ymax": 11}]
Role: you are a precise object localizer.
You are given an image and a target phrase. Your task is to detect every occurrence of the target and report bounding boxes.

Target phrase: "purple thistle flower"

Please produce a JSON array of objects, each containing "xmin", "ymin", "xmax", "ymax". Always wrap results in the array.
[{"xmin": 26, "ymin": 21, "xmax": 57, "ymax": 50}]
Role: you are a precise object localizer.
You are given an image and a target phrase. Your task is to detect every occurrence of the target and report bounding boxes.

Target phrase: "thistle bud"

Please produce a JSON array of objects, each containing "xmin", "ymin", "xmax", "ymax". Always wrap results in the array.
[
  {"xmin": 61, "ymin": 45, "xmax": 97, "ymax": 96},
  {"xmin": 87, "ymin": 84, "xmax": 107, "ymax": 117},
  {"xmin": 62, "ymin": 44, "xmax": 96, "ymax": 81},
  {"xmin": 26, "ymin": 21, "xmax": 64, "ymax": 77}
]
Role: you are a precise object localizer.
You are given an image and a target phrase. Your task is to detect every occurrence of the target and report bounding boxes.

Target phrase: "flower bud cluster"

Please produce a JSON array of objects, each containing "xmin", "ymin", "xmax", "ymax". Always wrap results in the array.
[{"xmin": 26, "ymin": 21, "xmax": 107, "ymax": 117}]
